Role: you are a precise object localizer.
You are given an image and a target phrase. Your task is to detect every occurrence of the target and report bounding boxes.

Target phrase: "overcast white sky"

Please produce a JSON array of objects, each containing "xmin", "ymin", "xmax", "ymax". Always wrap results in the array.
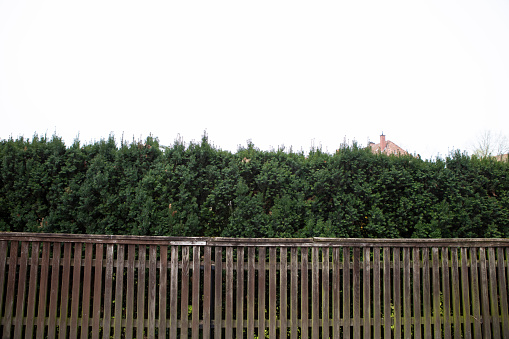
[{"xmin": 1, "ymin": 1, "xmax": 508, "ymax": 160}]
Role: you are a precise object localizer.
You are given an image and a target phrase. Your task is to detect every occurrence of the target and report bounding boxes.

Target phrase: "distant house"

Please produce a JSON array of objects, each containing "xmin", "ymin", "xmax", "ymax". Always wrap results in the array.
[
  {"xmin": 495, "ymin": 154, "xmax": 508, "ymax": 162},
  {"xmin": 369, "ymin": 133, "xmax": 409, "ymax": 156}
]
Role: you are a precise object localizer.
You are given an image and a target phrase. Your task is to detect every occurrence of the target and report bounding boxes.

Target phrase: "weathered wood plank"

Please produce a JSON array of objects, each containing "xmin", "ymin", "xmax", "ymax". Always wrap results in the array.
[
  {"xmin": 214, "ymin": 246, "xmax": 223, "ymax": 339},
  {"xmin": 225, "ymin": 246, "xmax": 233, "ymax": 339},
  {"xmin": 91, "ymin": 243, "xmax": 103, "ymax": 339},
  {"xmin": 442, "ymin": 247, "xmax": 452, "ymax": 338},
  {"xmin": 469, "ymin": 248, "xmax": 482, "ymax": 338},
  {"xmin": 383, "ymin": 247, "xmax": 391, "ymax": 339},
  {"xmin": 192, "ymin": 245, "xmax": 201, "ymax": 339},
  {"xmin": 203, "ymin": 246, "xmax": 212, "ymax": 339},
  {"xmin": 125, "ymin": 244, "xmax": 135, "ymax": 339},
  {"xmin": 281, "ymin": 247, "xmax": 288, "ymax": 338},
  {"xmin": 312, "ymin": 247, "xmax": 319, "ymax": 339},
  {"xmin": 373, "ymin": 247, "xmax": 381, "ymax": 339},
  {"xmin": 450, "ymin": 247, "xmax": 461, "ymax": 339},
  {"xmin": 3, "ymin": 240, "xmax": 19, "ymax": 338},
  {"xmin": 332, "ymin": 247, "xmax": 340, "ymax": 339},
  {"xmin": 247, "ymin": 247, "xmax": 255, "ymax": 338},
  {"xmin": 460, "ymin": 248, "xmax": 471, "ymax": 339},
  {"xmin": 413, "ymin": 247, "xmax": 422, "ymax": 339},
  {"xmin": 236, "ymin": 246, "xmax": 244, "ymax": 339},
  {"xmin": 488, "ymin": 247, "xmax": 501, "ymax": 338},
  {"xmin": 26, "ymin": 242, "xmax": 41, "ymax": 339},
  {"xmin": 138, "ymin": 245, "xmax": 148, "ymax": 339},
  {"xmin": 301, "ymin": 247, "xmax": 309, "ymax": 339},
  {"xmin": 403, "ymin": 247, "xmax": 411, "ymax": 339},
  {"xmin": 181, "ymin": 246, "xmax": 190, "ymax": 337},
  {"xmin": 363, "ymin": 247, "xmax": 371, "ymax": 339},
  {"xmin": 353, "ymin": 247, "xmax": 360, "ymax": 339},
  {"xmin": 0, "ymin": 241, "xmax": 7, "ymax": 317},
  {"xmin": 393, "ymin": 248, "xmax": 401, "ymax": 339},
  {"xmin": 432, "ymin": 248, "xmax": 441, "ymax": 339},
  {"xmin": 13, "ymin": 242, "xmax": 29, "ymax": 338},
  {"xmin": 291, "ymin": 247, "xmax": 298, "ymax": 339},
  {"xmin": 343, "ymin": 247, "xmax": 351, "ymax": 339},
  {"xmin": 258, "ymin": 247, "xmax": 266, "ymax": 338},
  {"xmin": 478, "ymin": 248, "xmax": 491, "ymax": 338},
  {"xmin": 69, "ymin": 243, "xmax": 83, "ymax": 338},
  {"xmin": 36, "ymin": 242, "xmax": 50, "ymax": 339},
  {"xmin": 269, "ymin": 247, "xmax": 277, "ymax": 339},
  {"xmin": 102, "ymin": 244, "xmax": 114, "ymax": 338},
  {"xmin": 322, "ymin": 247, "xmax": 329, "ymax": 339},
  {"xmin": 80, "ymin": 243, "xmax": 93, "ymax": 339},
  {"xmin": 422, "ymin": 248, "xmax": 431, "ymax": 339},
  {"xmin": 114, "ymin": 244, "xmax": 126, "ymax": 339},
  {"xmin": 148, "ymin": 245, "xmax": 157, "ymax": 339},
  {"xmin": 497, "ymin": 247, "xmax": 509, "ymax": 337},
  {"xmin": 158, "ymin": 245, "xmax": 168, "ymax": 338},
  {"xmin": 169, "ymin": 245, "xmax": 178, "ymax": 338}
]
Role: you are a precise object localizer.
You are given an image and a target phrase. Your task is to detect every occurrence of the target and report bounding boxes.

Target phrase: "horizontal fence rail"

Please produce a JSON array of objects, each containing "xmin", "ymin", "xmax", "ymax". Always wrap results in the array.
[{"xmin": 0, "ymin": 233, "xmax": 508, "ymax": 338}]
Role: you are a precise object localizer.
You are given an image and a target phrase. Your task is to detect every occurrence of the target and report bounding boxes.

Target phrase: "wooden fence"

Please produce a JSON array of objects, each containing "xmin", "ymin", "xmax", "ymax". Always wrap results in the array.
[{"xmin": 0, "ymin": 233, "xmax": 508, "ymax": 338}]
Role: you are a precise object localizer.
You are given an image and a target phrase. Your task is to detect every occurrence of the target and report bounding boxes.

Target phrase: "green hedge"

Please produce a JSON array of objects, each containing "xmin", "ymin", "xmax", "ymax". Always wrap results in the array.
[{"xmin": 1, "ymin": 134, "xmax": 508, "ymax": 238}]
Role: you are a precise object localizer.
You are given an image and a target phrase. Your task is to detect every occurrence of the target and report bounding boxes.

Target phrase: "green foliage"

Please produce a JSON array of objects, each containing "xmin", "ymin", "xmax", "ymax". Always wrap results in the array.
[{"xmin": 1, "ymin": 134, "xmax": 509, "ymax": 238}]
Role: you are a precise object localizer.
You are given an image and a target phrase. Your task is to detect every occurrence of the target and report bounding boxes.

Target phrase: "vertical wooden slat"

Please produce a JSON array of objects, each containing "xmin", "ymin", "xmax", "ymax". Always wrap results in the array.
[
  {"xmin": 247, "ymin": 247, "xmax": 255, "ymax": 339},
  {"xmin": 372, "ymin": 247, "xmax": 381, "ymax": 339},
  {"xmin": 13, "ymin": 242, "xmax": 29, "ymax": 338},
  {"xmin": 363, "ymin": 247, "xmax": 371, "ymax": 339},
  {"xmin": 158, "ymin": 245, "xmax": 168, "ymax": 338},
  {"xmin": 291, "ymin": 247, "xmax": 298, "ymax": 339},
  {"xmin": 225, "ymin": 247, "xmax": 233, "ymax": 339},
  {"xmin": 469, "ymin": 248, "xmax": 482, "ymax": 338},
  {"xmin": 460, "ymin": 248, "xmax": 471, "ymax": 339},
  {"xmin": 0, "ymin": 241, "xmax": 8, "ymax": 314},
  {"xmin": 422, "ymin": 248, "xmax": 431, "ymax": 339},
  {"xmin": 26, "ymin": 242, "xmax": 40, "ymax": 338},
  {"xmin": 343, "ymin": 247, "xmax": 351, "ymax": 339},
  {"xmin": 102, "ymin": 244, "xmax": 114, "ymax": 338},
  {"xmin": 192, "ymin": 246, "xmax": 201, "ymax": 339},
  {"xmin": 148, "ymin": 245, "xmax": 157, "ymax": 339},
  {"xmin": 383, "ymin": 247, "xmax": 391, "ymax": 339},
  {"xmin": 236, "ymin": 247, "xmax": 244, "ymax": 339},
  {"xmin": 91, "ymin": 243, "xmax": 103, "ymax": 339},
  {"xmin": 497, "ymin": 247, "xmax": 509, "ymax": 336},
  {"xmin": 403, "ymin": 247, "xmax": 411, "ymax": 339},
  {"xmin": 332, "ymin": 247, "xmax": 340, "ymax": 339},
  {"xmin": 258, "ymin": 247, "xmax": 266, "ymax": 338},
  {"xmin": 301, "ymin": 247, "xmax": 309, "ymax": 339},
  {"xmin": 269, "ymin": 247, "xmax": 277, "ymax": 339},
  {"xmin": 138, "ymin": 245, "xmax": 148, "ymax": 339},
  {"xmin": 353, "ymin": 247, "xmax": 360, "ymax": 339},
  {"xmin": 169, "ymin": 245, "xmax": 178, "ymax": 339},
  {"xmin": 126, "ymin": 244, "xmax": 135, "ymax": 339},
  {"xmin": 478, "ymin": 248, "xmax": 491, "ymax": 338},
  {"xmin": 281, "ymin": 247, "xmax": 288, "ymax": 338},
  {"xmin": 80, "ymin": 243, "xmax": 94, "ymax": 339},
  {"xmin": 441, "ymin": 247, "xmax": 452, "ymax": 338},
  {"xmin": 432, "ymin": 248, "xmax": 441, "ymax": 339},
  {"xmin": 450, "ymin": 248, "xmax": 461, "ymax": 339},
  {"xmin": 488, "ymin": 247, "xmax": 501, "ymax": 338},
  {"xmin": 393, "ymin": 248, "xmax": 401, "ymax": 339},
  {"xmin": 413, "ymin": 247, "xmax": 422, "ymax": 339},
  {"xmin": 69, "ymin": 243, "xmax": 83, "ymax": 338},
  {"xmin": 203, "ymin": 246, "xmax": 212, "ymax": 339},
  {"xmin": 214, "ymin": 246, "xmax": 223, "ymax": 339},
  {"xmin": 181, "ymin": 246, "xmax": 190, "ymax": 338},
  {"xmin": 36, "ymin": 242, "xmax": 50, "ymax": 339},
  {"xmin": 3, "ymin": 240, "xmax": 19, "ymax": 338},
  {"xmin": 114, "ymin": 244, "xmax": 126, "ymax": 339},
  {"xmin": 312, "ymin": 247, "xmax": 319, "ymax": 339},
  {"xmin": 322, "ymin": 247, "xmax": 329, "ymax": 339}
]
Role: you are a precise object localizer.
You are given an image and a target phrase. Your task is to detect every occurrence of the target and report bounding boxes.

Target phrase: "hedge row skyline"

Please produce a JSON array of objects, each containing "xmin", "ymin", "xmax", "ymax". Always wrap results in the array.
[{"xmin": 1, "ymin": 133, "xmax": 508, "ymax": 238}]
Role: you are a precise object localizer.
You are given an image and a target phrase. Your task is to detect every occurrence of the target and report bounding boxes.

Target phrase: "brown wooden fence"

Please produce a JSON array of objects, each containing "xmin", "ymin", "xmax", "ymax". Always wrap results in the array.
[{"xmin": 0, "ymin": 232, "xmax": 508, "ymax": 338}]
